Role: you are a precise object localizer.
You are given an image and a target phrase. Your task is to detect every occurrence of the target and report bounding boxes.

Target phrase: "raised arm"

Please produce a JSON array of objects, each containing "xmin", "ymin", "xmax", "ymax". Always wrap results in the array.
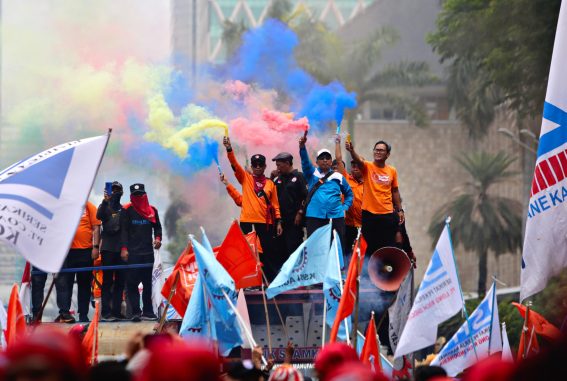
[
  {"xmin": 223, "ymin": 136, "xmax": 246, "ymax": 184},
  {"xmin": 345, "ymin": 140, "xmax": 364, "ymax": 167},
  {"xmin": 335, "ymin": 135, "xmax": 347, "ymax": 177},
  {"xmin": 299, "ymin": 134, "xmax": 315, "ymax": 181},
  {"xmin": 220, "ymin": 173, "xmax": 243, "ymax": 207}
]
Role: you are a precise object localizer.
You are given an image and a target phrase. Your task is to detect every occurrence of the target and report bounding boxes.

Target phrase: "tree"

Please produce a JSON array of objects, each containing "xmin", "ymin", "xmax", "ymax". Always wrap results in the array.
[
  {"xmin": 428, "ymin": 0, "xmax": 560, "ymax": 125},
  {"xmin": 293, "ymin": 16, "xmax": 437, "ymax": 135},
  {"xmin": 221, "ymin": 20, "xmax": 248, "ymax": 58},
  {"xmin": 428, "ymin": 151, "xmax": 523, "ymax": 296}
]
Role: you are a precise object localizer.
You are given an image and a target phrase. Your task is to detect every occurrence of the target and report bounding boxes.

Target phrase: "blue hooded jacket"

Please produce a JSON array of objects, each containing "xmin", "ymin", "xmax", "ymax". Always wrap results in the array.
[{"xmin": 300, "ymin": 146, "xmax": 353, "ymax": 219}]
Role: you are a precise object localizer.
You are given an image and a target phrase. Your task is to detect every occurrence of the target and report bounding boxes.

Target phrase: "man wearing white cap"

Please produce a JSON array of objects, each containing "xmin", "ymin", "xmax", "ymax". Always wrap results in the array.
[{"xmin": 299, "ymin": 134, "xmax": 353, "ymax": 247}]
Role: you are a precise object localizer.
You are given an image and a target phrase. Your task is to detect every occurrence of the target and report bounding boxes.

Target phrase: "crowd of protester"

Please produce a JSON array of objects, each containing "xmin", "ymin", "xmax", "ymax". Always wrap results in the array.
[{"xmin": 2, "ymin": 326, "xmax": 566, "ymax": 381}]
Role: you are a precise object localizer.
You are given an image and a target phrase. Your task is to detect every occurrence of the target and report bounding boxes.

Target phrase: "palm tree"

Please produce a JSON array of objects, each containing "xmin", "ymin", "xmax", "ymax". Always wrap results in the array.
[
  {"xmin": 428, "ymin": 151, "xmax": 523, "ymax": 297},
  {"xmin": 292, "ymin": 16, "xmax": 438, "ymax": 135}
]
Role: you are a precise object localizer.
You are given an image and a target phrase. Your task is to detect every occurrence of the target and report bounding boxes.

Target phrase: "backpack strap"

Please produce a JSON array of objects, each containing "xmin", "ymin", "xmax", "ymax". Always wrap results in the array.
[{"xmin": 304, "ymin": 170, "xmax": 334, "ymax": 210}]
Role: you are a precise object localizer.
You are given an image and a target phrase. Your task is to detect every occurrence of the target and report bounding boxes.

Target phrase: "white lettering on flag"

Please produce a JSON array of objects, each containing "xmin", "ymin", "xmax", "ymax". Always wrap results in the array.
[
  {"xmin": 394, "ymin": 224, "xmax": 463, "ymax": 358},
  {"xmin": 0, "ymin": 134, "xmax": 109, "ymax": 272},
  {"xmin": 521, "ymin": 2, "xmax": 567, "ymax": 301}
]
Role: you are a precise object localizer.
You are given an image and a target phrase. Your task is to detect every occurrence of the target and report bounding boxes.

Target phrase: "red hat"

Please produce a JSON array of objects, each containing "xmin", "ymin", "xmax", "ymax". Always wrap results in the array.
[
  {"xmin": 4, "ymin": 327, "xmax": 86, "ymax": 380},
  {"xmin": 269, "ymin": 364, "xmax": 304, "ymax": 381},
  {"xmin": 314, "ymin": 343, "xmax": 359, "ymax": 381},
  {"xmin": 326, "ymin": 361, "xmax": 389, "ymax": 381},
  {"xmin": 137, "ymin": 340, "xmax": 220, "ymax": 381}
]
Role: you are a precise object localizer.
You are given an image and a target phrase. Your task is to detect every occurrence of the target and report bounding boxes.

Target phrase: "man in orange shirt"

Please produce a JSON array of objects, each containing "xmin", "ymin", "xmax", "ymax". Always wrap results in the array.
[
  {"xmin": 223, "ymin": 136, "xmax": 283, "ymax": 281},
  {"xmin": 346, "ymin": 140, "xmax": 404, "ymax": 257},
  {"xmin": 55, "ymin": 201, "xmax": 101, "ymax": 323},
  {"xmin": 335, "ymin": 136, "xmax": 363, "ymax": 255}
]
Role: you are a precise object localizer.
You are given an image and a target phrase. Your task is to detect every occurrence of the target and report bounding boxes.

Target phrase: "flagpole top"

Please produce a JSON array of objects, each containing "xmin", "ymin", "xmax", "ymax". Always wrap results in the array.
[{"xmin": 445, "ymin": 216, "xmax": 451, "ymax": 224}]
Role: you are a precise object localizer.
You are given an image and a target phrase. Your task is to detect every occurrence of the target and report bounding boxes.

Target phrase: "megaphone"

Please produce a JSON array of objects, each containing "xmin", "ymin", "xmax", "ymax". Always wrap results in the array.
[{"xmin": 368, "ymin": 247, "xmax": 411, "ymax": 291}]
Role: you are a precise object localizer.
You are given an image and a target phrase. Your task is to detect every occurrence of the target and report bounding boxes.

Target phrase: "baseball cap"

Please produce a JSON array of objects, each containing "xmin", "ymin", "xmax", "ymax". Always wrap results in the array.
[{"xmin": 316, "ymin": 149, "xmax": 332, "ymax": 159}]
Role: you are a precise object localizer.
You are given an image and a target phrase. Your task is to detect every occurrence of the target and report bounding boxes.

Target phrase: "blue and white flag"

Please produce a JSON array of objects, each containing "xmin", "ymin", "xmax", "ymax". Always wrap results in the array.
[
  {"xmin": 190, "ymin": 234, "xmax": 243, "ymax": 353},
  {"xmin": 394, "ymin": 223, "xmax": 463, "ymax": 358},
  {"xmin": 431, "ymin": 283, "xmax": 502, "ymax": 376},
  {"xmin": 0, "ymin": 134, "xmax": 109, "ymax": 272},
  {"xmin": 521, "ymin": 2, "xmax": 567, "ymax": 301},
  {"xmin": 266, "ymin": 223, "xmax": 332, "ymax": 299},
  {"xmin": 323, "ymin": 231, "xmax": 350, "ymax": 341}
]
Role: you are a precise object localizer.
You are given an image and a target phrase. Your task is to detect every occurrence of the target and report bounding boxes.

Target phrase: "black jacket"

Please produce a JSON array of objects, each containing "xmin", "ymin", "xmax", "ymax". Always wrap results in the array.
[
  {"xmin": 96, "ymin": 200, "xmax": 122, "ymax": 252},
  {"xmin": 120, "ymin": 204, "xmax": 162, "ymax": 256},
  {"xmin": 273, "ymin": 169, "xmax": 308, "ymax": 223}
]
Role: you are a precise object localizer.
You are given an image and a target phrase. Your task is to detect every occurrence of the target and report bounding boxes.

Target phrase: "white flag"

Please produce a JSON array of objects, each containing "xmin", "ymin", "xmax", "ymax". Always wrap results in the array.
[
  {"xmin": 394, "ymin": 224, "xmax": 463, "ymax": 358},
  {"xmin": 152, "ymin": 250, "xmax": 165, "ymax": 313},
  {"xmin": 501, "ymin": 322, "xmax": 514, "ymax": 362},
  {"xmin": 388, "ymin": 271, "xmax": 413, "ymax": 353},
  {"xmin": 0, "ymin": 134, "xmax": 109, "ymax": 272},
  {"xmin": 0, "ymin": 296, "xmax": 7, "ymax": 349},
  {"xmin": 521, "ymin": 2, "xmax": 567, "ymax": 301},
  {"xmin": 431, "ymin": 283, "xmax": 502, "ymax": 376}
]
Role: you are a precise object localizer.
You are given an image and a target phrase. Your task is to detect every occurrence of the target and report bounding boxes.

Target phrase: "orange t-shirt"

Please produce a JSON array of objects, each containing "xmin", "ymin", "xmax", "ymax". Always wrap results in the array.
[
  {"xmin": 361, "ymin": 161, "xmax": 398, "ymax": 215},
  {"xmin": 227, "ymin": 151, "xmax": 281, "ymax": 224},
  {"xmin": 339, "ymin": 168, "xmax": 363, "ymax": 227},
  {"xmin": 71, "ymin": 202, "xmax": 101, "ymax": 249}
]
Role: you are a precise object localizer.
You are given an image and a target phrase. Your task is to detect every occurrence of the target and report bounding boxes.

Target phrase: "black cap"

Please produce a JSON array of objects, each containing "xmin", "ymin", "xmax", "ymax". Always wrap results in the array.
[
  {"xmin": 111, "ymin": 181, "xmax": 123, "ymax": 190},
  {"xmin": 130, "ymin": 183, "xmax": 146, "ymax": 195},
  {"xmin": 272, "ymin": 152, "xmax": 293, "ymax": 162},
  {"xmin": 250, "ymin": 154, "xmax": 266, "ymax": 166}
]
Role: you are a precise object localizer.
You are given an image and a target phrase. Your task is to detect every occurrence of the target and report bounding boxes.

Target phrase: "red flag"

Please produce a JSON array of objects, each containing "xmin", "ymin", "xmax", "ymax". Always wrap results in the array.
[
  {"xmin": 82, "ymin": 301, "xmax": 100, "ymax": 365},
  {"xmin": 216, "ymin": 221, "xmax": 263, "ymax": 289},
  {"xmin": 392, "ymin": 356, "xmax": 412, "ymax": 379},
  {"xmin": 245, "ymin": 231, "xmax": 263, "ymax": 255},
  {"xmin": 361, "ymin": 313, "xmax": 381, "ymax": 372},
  {"xmin": 517, "ymin": 323, "xmax": 540, "ymax": 361},
  {"xmin": 329, "ymin": 235, "xmax": 366, "ymax": 342},
  {"xmin": 512, "ymin": 302, "xmax": 561, "ymax": 340},
  {"xmin": 161, "ymin": 244, "xmax": 198, "ymax": 317},
  {"xmin": 19, "ymin": 262, "xmax": 31, "ymax": 316},
  {"xmin": 6, "ymin": 284, "xmax": 26, "ymax": 346}
]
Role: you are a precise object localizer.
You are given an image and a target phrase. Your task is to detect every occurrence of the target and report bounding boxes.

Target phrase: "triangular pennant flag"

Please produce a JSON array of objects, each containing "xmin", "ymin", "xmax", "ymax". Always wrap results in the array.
[
  {"xmin": 361, "ymin": 313, "xmax": 381, "ymax": 373},
  {"xmin": 5, "ymin": 284, "xmax": 26, "ymax": 346},
  {"xmin": 395, "ymin": 223, "xmax": 463, "ymax": 358},
  {"xmin": 161, "ymin": 244, "xmax": 198, "ymax": 317}
]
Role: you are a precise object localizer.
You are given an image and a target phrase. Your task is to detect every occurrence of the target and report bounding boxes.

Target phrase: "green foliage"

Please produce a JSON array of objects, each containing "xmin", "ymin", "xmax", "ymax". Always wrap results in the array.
[
  {"xmin": 429, "ymin": 151, "xmax": 522, "ymax": 295},
  {"xmin": 531, "ymin": 268, "xmax": 567, "ymax": 328},
  {"xmin": 428, "ymin": 0, "xmax": 561, "ymax": 137}
]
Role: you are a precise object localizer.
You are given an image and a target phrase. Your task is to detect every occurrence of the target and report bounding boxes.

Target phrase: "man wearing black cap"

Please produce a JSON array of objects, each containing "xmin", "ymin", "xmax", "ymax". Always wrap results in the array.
[
  {"xmin": 97, "ymin": 181, "xmax": 127, "ymax": 320},
  {"xmin": 120, "ymin": 183, "xmax": 162, "ymax": 321},
  {"xmin": 223, "ymin": 136, "xmax": 283, "ymax": 281},
  {"xmin": 272, "ymin": 152, "xmax": 307, "ymax": 258}
]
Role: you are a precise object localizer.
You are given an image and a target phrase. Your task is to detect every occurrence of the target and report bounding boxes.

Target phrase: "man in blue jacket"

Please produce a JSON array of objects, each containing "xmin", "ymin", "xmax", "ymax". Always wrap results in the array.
[{"xmin": 299, "ymin": 134, "xmax": 353, "ymax": 250}]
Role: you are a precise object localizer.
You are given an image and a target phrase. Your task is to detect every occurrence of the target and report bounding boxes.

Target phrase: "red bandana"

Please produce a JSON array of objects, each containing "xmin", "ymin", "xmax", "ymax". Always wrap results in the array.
[
  {"xmin": 253, "ymin": 175, "xmax": 267, "ymax": 194},
  {"xmin": 130, "ymin": 194, "xmax": 156, "ymax": 223}
]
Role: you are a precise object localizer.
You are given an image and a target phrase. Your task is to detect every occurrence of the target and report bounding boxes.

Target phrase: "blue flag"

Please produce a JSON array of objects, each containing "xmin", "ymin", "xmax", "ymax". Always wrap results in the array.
[
  {"xmin": 266, "ymin": 223, "xmax": 332, "ymax": 299},
  {"xmin": 323, "ymin": 232, "xmax": 350, "ymax": 341},
  {"xmin": 179, "ymin": 276, "xmax": 209, "ymax": 338},
  {"xmin": 431, "ymin": 283, "xmax": 502, "ymax": 376},
  {"xmin": 180, "ymin": 235, "xmax": 243, "ymax": 354},
  {"xmin": 190, "ymin": 235, "xmax": 239, "ymax": 325}
]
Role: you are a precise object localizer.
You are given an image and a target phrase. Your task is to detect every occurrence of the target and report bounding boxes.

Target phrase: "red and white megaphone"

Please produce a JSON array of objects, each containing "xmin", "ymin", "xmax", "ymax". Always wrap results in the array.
[{"xmin": 367, "ymin": 247, "xmax": 411, "ymax": 291}]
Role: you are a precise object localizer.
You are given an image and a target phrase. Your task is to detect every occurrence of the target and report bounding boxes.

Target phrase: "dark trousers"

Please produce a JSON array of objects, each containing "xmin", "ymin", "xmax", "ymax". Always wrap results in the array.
[
  {"xmin": 344, "ymin": 225, "xmax": 359, "ymax": 256},
  {"xmin": 361, "ymin": 211, "xmax": 397, "ymax": 257},
  {"xmin": 101, "ymin": 250, "xmax": 126, "ymax": 316},
  {"xmin": 55, "ymin": 248, "xmax": 93, "ymax": 316},
  {"xmin": 306, "ymin": 217, "xmax": 346, "ymax": 257},
  {"xmin": 240, "ymin": 222, "xmax": 280, "ymax": 282},
  {"xmin": 31, "ymin": 266, "xmax": 47, "ymax": 318},
  {"xmin": 280, "ymin": 220, "xmax": 304, "ymax": 256},
  {"xmin": 126, "ymin": 254, "xmax": 154, "ymax": 316}
]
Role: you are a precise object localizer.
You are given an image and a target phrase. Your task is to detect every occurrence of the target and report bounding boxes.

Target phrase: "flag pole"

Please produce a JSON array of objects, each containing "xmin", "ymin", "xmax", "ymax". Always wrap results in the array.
[
  {"xmin": 221, "ymin": 289, "xmax": 268, "ymax": 366},
  {"xmin": 322, "ymin": 298, "xmax": 328, "ymax": 348},
  {"xmin": 445, "ymin": 218, "xmax": 479, "ymax": 360},
  {"xmin": 260, "ymin": 282, "xmax": 273, "ymax": 353},
  {"xmin": 487, "ymin": 282, "xmax": 497, "ymax": 356},
  {"xmin": 155, "ymin": 271, "xmax": 180, "ymax": 333},
  {"xmin": 333, "ymin": 230, "xmax": 350, "ymax": 345},
  {"xmin": 261, "ymin": 270, "xmax": 288, "ymax": 338},
  {"xmin": 522, "ymin": 301, "xmax": 532, "ymax": 359},
  {"xmin": 352, "ymin": 228, "xmax": 362, "ymax": 349}
]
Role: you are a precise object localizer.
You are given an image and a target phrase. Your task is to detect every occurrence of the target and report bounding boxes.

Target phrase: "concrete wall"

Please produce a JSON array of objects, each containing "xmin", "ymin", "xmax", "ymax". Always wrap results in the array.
[{"xmin": 352, "ymin": 113, "xmax": 524, "ymax": 293}]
